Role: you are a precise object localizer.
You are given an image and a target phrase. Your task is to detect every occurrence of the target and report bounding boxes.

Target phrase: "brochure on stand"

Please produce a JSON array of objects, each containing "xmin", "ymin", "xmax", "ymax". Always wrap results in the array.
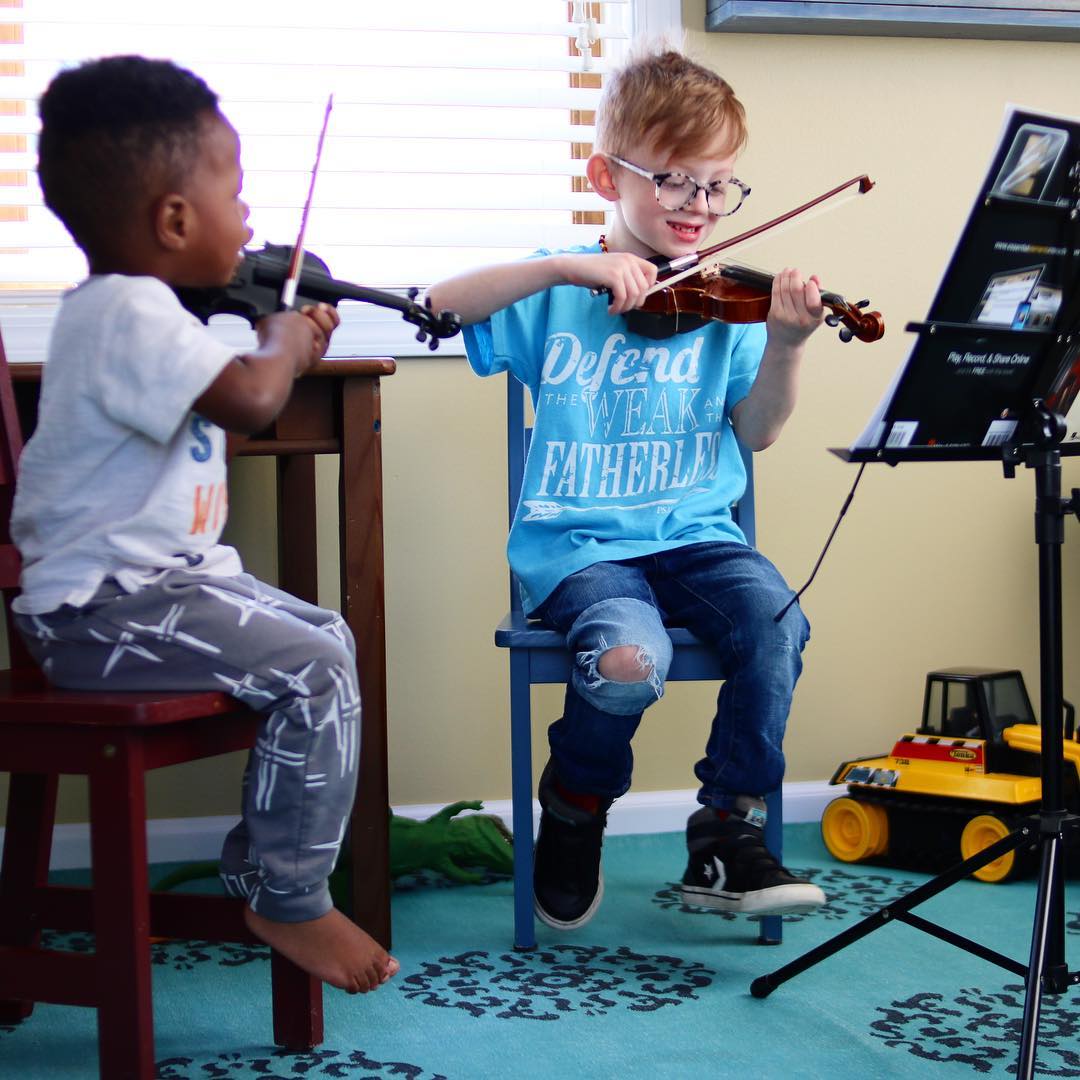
[{"xmin": 852, "ymin": 105, "xmax": 1080, "ymax": 454}]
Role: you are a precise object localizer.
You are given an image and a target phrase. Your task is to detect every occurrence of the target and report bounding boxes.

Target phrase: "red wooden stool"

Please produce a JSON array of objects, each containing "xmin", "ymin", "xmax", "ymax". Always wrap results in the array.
[{"xmin": 0, "ymin": 329, "xmax": 322, "ymax": 1078}]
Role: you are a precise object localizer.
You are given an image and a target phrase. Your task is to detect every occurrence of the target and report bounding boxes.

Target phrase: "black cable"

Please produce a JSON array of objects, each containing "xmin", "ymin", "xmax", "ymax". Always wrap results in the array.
[{"xmin": 773, "ymin": 462, "xmax": 866, "ymax": 622}]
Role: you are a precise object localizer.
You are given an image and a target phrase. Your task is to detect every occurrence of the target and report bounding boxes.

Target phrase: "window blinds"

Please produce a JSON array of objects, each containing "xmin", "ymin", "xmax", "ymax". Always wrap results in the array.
[{"xmin": 0, "ymin": 1, "xmax": 657, "ymax": 357}]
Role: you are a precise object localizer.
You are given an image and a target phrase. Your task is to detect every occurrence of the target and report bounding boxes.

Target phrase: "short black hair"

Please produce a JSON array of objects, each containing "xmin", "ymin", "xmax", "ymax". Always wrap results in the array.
[{"xmin": 37, "ymin": 55, "xmax": 220, "ymax": 255}]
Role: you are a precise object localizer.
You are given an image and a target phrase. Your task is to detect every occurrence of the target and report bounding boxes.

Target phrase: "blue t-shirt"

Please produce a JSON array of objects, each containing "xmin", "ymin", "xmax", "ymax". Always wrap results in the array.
[{"xmin": 464, "ymin": 244, "xmax": 767, "ymax": 614}]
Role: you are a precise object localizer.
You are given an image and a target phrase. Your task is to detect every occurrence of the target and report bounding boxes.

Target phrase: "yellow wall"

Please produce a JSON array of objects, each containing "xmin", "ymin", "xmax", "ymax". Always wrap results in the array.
[{"xmin": 23, "ymin": 10, "xmax": 1080, "ymax": 824}]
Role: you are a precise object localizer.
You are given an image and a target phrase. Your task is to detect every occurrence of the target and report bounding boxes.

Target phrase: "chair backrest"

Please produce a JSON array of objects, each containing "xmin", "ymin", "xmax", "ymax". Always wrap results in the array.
[
  {"xmin": 0, "ymin": 326, "xmax": 35, "ymax": 669},
  {"xmin": 505, "ymin": 374, "xmax": 755, "ymax": 615},
  {"xmin": 0, "ymin": 328, "xmax": 23, "ymax": 569}
]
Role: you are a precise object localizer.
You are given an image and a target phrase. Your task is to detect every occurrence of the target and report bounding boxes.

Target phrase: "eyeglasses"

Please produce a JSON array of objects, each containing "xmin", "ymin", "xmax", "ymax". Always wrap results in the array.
[{"xmin": 608, "ymin": 155, "xmax": 751, "ymax": 217}]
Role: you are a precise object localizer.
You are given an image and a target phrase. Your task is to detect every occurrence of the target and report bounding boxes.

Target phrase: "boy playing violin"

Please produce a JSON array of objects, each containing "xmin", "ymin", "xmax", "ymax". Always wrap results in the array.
[
  {"xmin": 426, "ymin": 44, "xmax": 826, "ymax": 929},
  {"xmin": 12, "ymin": 55, "xmax": 397, "ymax": 992}
]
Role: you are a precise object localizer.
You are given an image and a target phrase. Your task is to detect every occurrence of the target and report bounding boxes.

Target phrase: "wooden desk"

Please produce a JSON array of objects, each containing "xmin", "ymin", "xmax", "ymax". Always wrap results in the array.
[{"xmin": 12, "ymin": 357, "xmax": 397, "ymax": 948}]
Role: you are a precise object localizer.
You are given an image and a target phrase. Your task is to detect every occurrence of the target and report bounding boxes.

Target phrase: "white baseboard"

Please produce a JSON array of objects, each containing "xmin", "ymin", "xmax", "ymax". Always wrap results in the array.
[
  {"xmin": 421, "ymin": 779, "xmax": 834, "ymax": 839},
  {"xmin": 20, "ymin": 780, "xmax": 834, "ymax": 871}
]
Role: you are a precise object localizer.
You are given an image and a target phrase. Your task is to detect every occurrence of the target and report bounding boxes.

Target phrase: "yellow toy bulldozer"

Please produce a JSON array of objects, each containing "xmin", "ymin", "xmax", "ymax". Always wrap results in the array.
[{"xmin": 822, "ymin": 667, "xmax": 1080, "ymax": 881}]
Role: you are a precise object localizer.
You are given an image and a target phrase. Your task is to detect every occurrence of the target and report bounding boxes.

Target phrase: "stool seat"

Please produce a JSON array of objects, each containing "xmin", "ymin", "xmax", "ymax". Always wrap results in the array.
[{"xmin": 0, "ymin": 668, "xmax": 243, "ymax": 724}]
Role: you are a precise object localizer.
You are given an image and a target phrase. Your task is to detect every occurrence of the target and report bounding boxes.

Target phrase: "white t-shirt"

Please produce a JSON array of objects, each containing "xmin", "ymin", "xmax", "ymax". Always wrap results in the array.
[{"xmin": 11, "ymin": 274, "xmax": 244, "ymax": 614}]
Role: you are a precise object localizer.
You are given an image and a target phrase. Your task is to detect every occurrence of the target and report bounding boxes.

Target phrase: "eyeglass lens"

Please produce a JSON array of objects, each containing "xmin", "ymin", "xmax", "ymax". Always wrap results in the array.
[{"xmin": 657, "ymin": 175, "xmax": 745, "ymax": 215}]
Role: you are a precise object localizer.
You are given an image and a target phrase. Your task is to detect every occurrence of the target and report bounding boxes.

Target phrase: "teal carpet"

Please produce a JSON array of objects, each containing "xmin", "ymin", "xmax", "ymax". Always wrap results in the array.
[{"xmin": 3, "ymin": 824, "xmax": 1079, "ymax": 1078}]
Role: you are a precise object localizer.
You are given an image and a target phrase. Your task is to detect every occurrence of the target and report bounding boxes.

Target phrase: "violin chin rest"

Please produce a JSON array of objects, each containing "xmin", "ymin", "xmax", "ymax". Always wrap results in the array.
[{"xmin": 624, "ymin": 309, "xmax": 709, "ymax": 340}]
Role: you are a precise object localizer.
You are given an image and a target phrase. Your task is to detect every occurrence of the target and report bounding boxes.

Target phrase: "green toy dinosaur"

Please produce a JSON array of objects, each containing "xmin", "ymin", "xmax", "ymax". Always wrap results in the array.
[
  {"xmin": 388, "ymin": 800, "xmax": 513, "ymax": 883},
  {"xmin": 154, "ymin": 800, "xmax": 513, "ymax": 895}
]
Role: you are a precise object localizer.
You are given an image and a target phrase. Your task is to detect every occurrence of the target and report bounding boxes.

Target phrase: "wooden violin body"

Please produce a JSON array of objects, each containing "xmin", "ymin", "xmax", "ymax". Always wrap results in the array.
[{"xmin": 627, "ymin": 263, "xmax": 885, "ymax": 344}]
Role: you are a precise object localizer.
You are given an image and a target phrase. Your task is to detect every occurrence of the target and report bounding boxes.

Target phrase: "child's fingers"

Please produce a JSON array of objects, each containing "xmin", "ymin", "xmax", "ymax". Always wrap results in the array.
[
  {"xmin": 296, "ymin": 303, "xmax": 336, "ymax": 361},
  {"xmin": 300, "ymin": 301, "xmax": 339, "ymax": 333},
  {"xmin": 593, "ymin": 252, "xmax": 657, "ymax": 314},
  {"xmin": 772, "ymin": 268, "xmax": 823, "ymax": 325},
  {"xmin": 608, "ymin": 264, "xmax": 653, "ymax": 315},
  {"xmin": 772, "ymin": 267, "xmax": 800, "ymax": 316}
]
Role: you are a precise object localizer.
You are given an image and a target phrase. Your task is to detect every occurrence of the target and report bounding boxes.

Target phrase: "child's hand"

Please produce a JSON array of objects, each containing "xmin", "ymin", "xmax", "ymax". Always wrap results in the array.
[
  {"xmin": 559, "ymin": 252, "xmax": 658, "ymax": 316},
  {"xmin": 255, "ymin": 307, "xmax": 332, "ymax": 377},
  {"xmin": 765, "ymin": 268, "xmax": 825, "ymax": 348},
  {"xmin": 300, "ymin": 302, "xmax": 340, "ymax": 364}
]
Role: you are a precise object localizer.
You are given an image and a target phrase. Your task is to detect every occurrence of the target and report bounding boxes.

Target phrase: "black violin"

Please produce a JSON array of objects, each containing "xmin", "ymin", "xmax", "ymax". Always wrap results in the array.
[{"xmin": 176, "ymin": 243, "xmax": 462, "ymax": 350}]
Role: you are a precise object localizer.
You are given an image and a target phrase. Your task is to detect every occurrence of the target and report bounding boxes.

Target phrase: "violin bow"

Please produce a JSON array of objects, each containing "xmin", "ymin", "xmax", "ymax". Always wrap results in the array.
[
  {"xmin": 279, "ymin": 93, "xmax": 334, "ymax": 311},
  {"xmin": 645, "ymin": 174, "xmax": 875, "ymax": 296}
]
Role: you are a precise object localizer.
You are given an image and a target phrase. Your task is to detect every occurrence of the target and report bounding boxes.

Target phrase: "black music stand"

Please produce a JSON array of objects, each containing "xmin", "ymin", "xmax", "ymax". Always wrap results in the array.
[
  {"xmin": 751, "ymin": 106, "xmax": 1080, "ymax": 1079},
  {"xmin": 751, "ymin": 423, "xmax": 1080, "ymax": 1080}
]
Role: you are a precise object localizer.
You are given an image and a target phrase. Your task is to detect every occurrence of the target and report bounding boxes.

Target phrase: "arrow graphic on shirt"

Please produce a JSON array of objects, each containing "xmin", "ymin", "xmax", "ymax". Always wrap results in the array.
[{"xmin": 522, "ymin": 497, "xmax": 678, "ymax": 521}]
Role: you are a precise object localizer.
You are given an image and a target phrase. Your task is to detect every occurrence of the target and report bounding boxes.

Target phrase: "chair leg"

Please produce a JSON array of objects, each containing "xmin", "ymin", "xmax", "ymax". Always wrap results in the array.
[
  {"xmin": 0, "ymin": 771, "xmax": 58, "ymax": 1023},
  {"xmin": 88, "ymin": 737, "xmax": 156, "ymax": 1079},
  {"xmin": 509, "ymin": 650, "xmax": 537, "ymax": 950},
  {"xmin": 271, "ymin": 949, "xmax": 323, "ymax": 1049},
  {"xmin": 758, "ymin": 788, "xmax": 783, "ymax": 945}
]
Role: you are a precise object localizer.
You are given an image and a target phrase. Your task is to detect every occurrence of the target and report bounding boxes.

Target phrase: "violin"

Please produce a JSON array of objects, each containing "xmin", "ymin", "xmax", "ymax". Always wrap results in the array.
[
  {"xmin": 598, "ymin": 174, "xmax": 884, "ymax": 344},
  {"xmin": 175, "ymin": 243, "xmax": 462, "ymax": 349},
  {"xmin": 626, "ymin": 261, "xmax": 885, "ymax": 343}
]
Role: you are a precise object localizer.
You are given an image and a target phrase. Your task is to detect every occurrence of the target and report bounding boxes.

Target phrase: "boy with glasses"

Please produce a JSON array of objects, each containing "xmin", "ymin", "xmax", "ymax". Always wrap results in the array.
[{"xmin": 427, "ymin": 45, "xmax": 826, "ymax": 930}]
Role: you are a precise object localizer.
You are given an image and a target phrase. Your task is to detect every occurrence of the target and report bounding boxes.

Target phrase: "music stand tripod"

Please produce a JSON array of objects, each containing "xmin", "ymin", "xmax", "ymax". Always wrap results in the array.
[{"xmin": 750, "ymin": 413, "xmax": 1079, "ymax": 1080}]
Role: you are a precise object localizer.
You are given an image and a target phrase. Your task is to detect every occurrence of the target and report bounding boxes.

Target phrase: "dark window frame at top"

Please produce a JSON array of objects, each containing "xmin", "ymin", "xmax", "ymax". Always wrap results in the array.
[{"xmin": 705, "ymin": 1, "xmax": 1080, "ymax": 42}]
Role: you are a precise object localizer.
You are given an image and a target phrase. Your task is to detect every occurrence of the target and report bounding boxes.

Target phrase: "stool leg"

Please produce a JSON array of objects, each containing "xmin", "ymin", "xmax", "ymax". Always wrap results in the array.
[
  {"xmin": 89, "ymin": 737, "xmax": 155, "ymax": 1079},
  {"xmin": 0, "ymin": 771, "xmax": 58, "ymax": 1023},
  {"xmin": 271, "ymin": 949, "xmax": 323, "ymax": 1049}
]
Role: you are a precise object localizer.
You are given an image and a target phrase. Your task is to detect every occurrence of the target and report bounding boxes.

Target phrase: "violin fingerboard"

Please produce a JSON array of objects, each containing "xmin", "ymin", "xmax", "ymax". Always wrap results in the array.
[{"xmin": 719, "ymin": 265, "xmax": 774, "ymax": 290}]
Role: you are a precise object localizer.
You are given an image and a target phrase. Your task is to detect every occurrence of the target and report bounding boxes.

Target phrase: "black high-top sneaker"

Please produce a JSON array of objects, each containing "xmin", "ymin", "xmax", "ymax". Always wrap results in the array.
[
  {"xmin": 680, "ymin": 798, "xmax": 826, "ymax": 915},
  {"xmin": 533, "ymin": 761, "xmax": 612, "ymax": 930}
]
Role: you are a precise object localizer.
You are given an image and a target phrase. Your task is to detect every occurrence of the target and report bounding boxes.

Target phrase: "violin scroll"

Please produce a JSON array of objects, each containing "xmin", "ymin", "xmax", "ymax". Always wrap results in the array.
[
  {"xmin": 822, "ymin": 295, "xmax": 885, "ymax": 344},
  {"xmin": 405, "ymin": 287, "xmax": 463, "ymax": 350}
]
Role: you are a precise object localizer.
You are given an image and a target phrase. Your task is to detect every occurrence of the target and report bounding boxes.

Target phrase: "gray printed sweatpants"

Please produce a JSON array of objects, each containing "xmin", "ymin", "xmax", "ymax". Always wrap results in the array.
[{"xmin": 14, "ymin": 570, "xmax": 360, "ymax": 923}]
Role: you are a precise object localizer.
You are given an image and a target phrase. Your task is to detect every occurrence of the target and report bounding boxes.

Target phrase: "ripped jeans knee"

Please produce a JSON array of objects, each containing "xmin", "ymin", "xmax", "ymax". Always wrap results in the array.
[{"xmin": 567, "ymin": 598, "xmax": 673, "ymax": 717}]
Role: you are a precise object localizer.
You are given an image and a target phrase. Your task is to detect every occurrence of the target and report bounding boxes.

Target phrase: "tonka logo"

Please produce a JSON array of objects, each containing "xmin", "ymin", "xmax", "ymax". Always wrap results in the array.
[{"xmin": 950, "ymin": 748, "xmax": 977, "ymax": 761}]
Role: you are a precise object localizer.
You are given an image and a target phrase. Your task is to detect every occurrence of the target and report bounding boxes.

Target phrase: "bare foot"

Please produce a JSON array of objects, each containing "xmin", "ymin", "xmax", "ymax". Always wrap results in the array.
[{"xmin": 245, "ymin": 905, "xmax": 399, "ymax": 993}]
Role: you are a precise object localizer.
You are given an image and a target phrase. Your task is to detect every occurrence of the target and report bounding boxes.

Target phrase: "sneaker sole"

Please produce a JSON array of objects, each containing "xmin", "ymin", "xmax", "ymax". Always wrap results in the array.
[
  {"xmin": 534, "ymin": 870, "xmax": 605, "ymax": 931},
  {"xmin": 679, "ymin": 881, "xmax": 826, "ymax": 915}
]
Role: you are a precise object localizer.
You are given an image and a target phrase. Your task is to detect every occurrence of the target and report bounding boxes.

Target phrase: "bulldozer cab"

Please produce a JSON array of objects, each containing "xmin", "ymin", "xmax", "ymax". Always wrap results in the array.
[{"xmin": 919, "ymin": 668, "xmax": 1036, "ymax": 744}]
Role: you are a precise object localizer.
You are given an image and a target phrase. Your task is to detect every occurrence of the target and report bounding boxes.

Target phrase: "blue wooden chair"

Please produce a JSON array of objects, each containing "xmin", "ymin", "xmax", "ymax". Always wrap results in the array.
[{"xmin": 494, "ymin": 374, "xmax": 784, "ymax": 951}]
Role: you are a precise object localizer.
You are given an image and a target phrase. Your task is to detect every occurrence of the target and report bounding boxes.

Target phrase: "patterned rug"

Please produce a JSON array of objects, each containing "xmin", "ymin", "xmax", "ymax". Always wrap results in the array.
[{"xmin": 3, "ymin": 825, "xmax": 1078, "ymax": 1078}]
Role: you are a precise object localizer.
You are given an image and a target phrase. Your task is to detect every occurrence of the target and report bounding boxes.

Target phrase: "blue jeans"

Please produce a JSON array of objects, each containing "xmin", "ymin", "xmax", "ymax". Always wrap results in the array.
[{"xmin": 533, "ymin": 541, "xmax": 810, "ymax": 809}]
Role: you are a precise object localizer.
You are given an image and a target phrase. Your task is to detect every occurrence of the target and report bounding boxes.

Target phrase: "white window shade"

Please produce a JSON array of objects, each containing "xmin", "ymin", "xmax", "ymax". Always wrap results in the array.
[{"xmin": 0, "ymin": 0, "xmax": 652, "ymax": 358}]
